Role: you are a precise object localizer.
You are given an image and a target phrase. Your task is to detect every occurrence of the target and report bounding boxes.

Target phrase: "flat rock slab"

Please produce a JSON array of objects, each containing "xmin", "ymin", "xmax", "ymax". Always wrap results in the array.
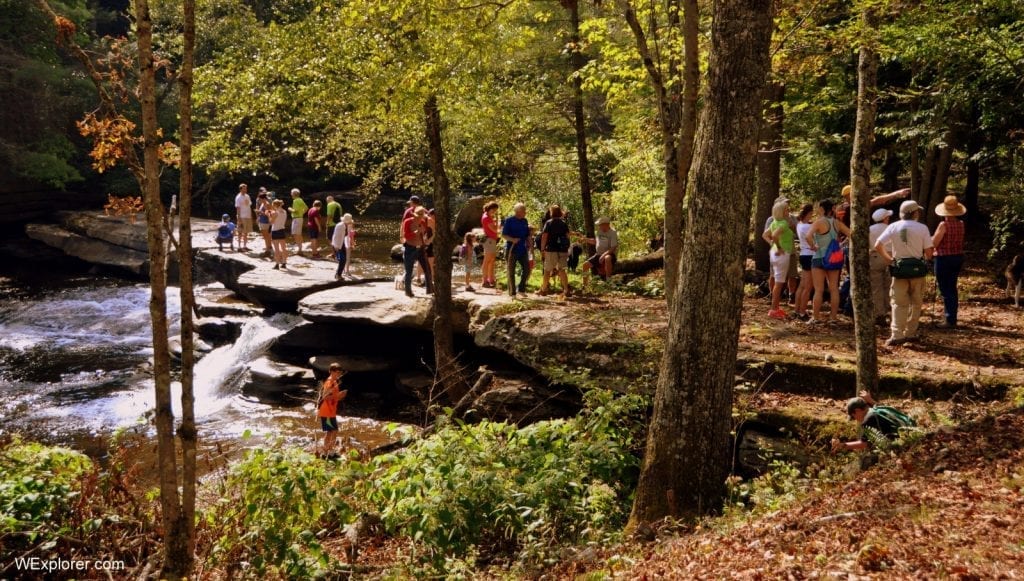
[
  {"xmin": 298, "ymin": 281, "xmax": 512, "ymax": 333},
  {"xmin": 26, "ymin": 223, "xmax": 150, "ymax": 275},
  {"xmin": 196, "ymin": 248, "xmax": 389, "ymax": 312},
  {"xmin": 249, "ymin": 356, "xmax": 315, "ymax": 383}
]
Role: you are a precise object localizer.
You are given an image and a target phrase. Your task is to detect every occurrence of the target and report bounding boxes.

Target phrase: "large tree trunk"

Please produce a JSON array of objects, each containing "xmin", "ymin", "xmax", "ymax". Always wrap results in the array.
[
  {"xmin": 424, "ymin": 95, "xmax": 465, "ymax": 403},
  {"xmin": 753, "ymin": 80, "xmax": 784, "ymax": 273},
  {"xmin": 924, "ymin": 134, "xmax": 955, "ymax": 230},
  {"xmin": 628, "ymin": 0, "xmax": 772, "ymax": 525},
  {"xmin": 565, "ymin": 0, "xmax": 595, "ymax": 244},
  {"xmin": 849, "ymin": 9, "xmax": 880, "ymax": 395},
  {"xmin": 170, "ymin": 0, "xmax": 197, "ymax": 575},
  {"xmin": 135, "ymin": 0, "xmax": 181, "ymax": 576}
]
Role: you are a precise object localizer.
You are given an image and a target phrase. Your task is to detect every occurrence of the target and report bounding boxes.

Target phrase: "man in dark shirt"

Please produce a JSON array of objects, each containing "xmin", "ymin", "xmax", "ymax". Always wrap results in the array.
[
  {"xmin": 502, "ymin": 202, "xmax": 531, "ymax": 297},
  {"xmin": 832, "ymin": 391, "xmax": 914, "ymax": 452},
  {"xmin": 539, "ymin": 204, "xmax": 571, "ymax": 298}
]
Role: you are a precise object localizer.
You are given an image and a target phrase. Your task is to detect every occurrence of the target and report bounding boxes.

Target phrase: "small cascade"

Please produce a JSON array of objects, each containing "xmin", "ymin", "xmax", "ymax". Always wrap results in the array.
[{"xmin": 172, "ymin": 313, "xmax": 304, "ymax": 417}]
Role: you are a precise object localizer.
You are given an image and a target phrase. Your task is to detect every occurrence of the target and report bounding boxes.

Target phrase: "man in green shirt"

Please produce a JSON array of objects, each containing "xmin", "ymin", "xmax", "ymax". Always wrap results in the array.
[
  {"xmin": 290, "ymin": 188, "xmax": 308, "ymax": 255},
  {"xmin": 325, "ymin": 195, "xmax": 341, "ymax": 239}
]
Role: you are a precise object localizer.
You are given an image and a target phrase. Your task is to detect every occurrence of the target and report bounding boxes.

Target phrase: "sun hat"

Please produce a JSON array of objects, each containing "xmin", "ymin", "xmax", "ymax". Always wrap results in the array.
[
  {"xmin": 596, "ymin": 217, "xmax": 611, "ymax": 226},
  {"xmin": 342, "ymin": 213, "xmax": 354, "ymax": 224},
  {"xmin": 414, "ymin": 206, "xmax": 427, "ymax": 217},
  {"xmin": 871, "ymin": 208, "xmax": 893, "ymax": 223},
  {"xmin": 899, "ymin": 200, "xmax": 922, "ymax": 215},
  {"xmin": 935, "ymin": 195, "xmax": 966, "ymax": 217},
  {"xmin": 841, "ymin": 185, "xmax": 853, "ymax": 199}
]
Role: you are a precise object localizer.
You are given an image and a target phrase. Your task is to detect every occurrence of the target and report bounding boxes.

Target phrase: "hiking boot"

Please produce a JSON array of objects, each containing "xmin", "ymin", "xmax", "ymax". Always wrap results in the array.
[
  {"xmin": 405, "ymin": 289, "xmax": 414, "ymax": 298},
  {"xmin": 465, "ymin": 285, "xmax": 475, "ymax": 292},
  {"xmin": 885, "ymin": 337, "xmax": 907, "ymax": 347}
]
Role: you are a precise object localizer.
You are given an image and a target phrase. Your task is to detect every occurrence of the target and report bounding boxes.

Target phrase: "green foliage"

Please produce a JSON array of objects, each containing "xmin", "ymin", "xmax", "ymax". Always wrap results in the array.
[
  {"xmin": 725, "ymin": 460, "xmax": 804, "ymax": 517},
  {"xmin": 205, "ymin": 446, "xmax": 360, "ymax": 578},
  {"xmin": 0, "ymin": 438, "xmax": 92, "ymax": 534},
  {"xmin": 988, "ymin": 189, "xmax": 1024, "ymax": 260},
  {"xmin": 360, "ymin": 389, "xmax": 645, "ymax": 571}
]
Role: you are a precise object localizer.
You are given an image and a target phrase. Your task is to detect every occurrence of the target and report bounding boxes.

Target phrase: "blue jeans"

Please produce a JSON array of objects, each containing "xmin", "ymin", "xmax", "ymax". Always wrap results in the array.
[
  {"xmin": 506, "ymin": 251, "xmax": 529, "ymax": 295},
  {"xmin": 933, "ymin": 254, "xmax": 963, "ymax": 325},
  {"xmin": 403, "ymin": 244, "xmax": 432, "ymax": 293},
  {"xmin": 335, "ymin": 247, "xmax": 347, "ymax": 277}
]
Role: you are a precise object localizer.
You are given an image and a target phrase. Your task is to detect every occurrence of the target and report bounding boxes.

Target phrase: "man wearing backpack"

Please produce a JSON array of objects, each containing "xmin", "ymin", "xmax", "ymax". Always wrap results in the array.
[
  {"xmin": 539, "ymin": 204, "xmax": 572, "ymax": 299},
  {"xmin": 875, "ymin": 200, "xmax": 934, "ymax": 346},
  {"xmin": 832, "ymin": 391, "xmax": 915, "ymax": 452}
]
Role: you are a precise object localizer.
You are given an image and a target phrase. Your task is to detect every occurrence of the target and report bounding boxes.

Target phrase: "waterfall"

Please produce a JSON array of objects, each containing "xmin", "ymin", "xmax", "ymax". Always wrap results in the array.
[{"xmin": 169, "ymin": 313, "xmax": 304, "ymax": 417}]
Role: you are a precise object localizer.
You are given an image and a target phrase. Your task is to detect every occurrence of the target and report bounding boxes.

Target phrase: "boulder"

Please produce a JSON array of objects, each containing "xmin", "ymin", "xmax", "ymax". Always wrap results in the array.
[
  {"xmin": 394, "ymin": 371, "xmax": 435, "ymax": 404},
  {"xmin": 390, "ymin": 244, "xmax": 403, "ymax": 263},
  {"xmin": 195, "ymin": 286, "xmax": 263, "ymax": 318},
  {"xmin": 196, "ymin": 318, "xmax": 244, "ymax": 346},
  {"xmin": 309, "ymin": 354, "xmax": 407, "ymax": 379},
  {"xmin": 472, "ymin": 309, "xmax": 660, "ymax": 392},
  {"xmin": 470, "ymin": 375, "xmax": 580, "ymax": 424},
  {"xmin": 26, "ymin": 223, "xmax": 149, "ymax": 276},
  {"xmin": 734, "ymin": 421, "xmax": 814, "ymax": 478},
  {"xmin": 243, "ymin": 356, "xmax": 316, "ymax": 398},
  {"xmin": 453, "ymin": 195, "xmax": 487, "ymax": 236},
  {"xmin": 58, "ymin": 212, "xmax": 150, "ymax": 253}
]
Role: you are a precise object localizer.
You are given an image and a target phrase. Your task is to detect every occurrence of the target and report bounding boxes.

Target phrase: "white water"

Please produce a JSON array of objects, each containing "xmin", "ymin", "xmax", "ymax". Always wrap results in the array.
[{"xmin": 171, "ymin": 313, "xmax": 304, "ymax": 417}]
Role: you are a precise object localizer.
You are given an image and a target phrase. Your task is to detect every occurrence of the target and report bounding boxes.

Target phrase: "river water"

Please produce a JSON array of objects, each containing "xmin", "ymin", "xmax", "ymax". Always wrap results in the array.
[{"xmin": 0, "ymin": 216, "xmax": 408, "ymax": 456}]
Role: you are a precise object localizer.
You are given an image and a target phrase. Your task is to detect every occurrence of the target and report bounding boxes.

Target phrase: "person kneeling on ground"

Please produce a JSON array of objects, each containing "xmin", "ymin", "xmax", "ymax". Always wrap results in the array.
[
  {"xmin": 215, "ymin": 214, "xmax": 236, "ymax": 251},
  {"xmin": 832, "ymin": 391, "xmax": 916, "ymax": 452},
  {"xmin": 318, "ymin": 363, "xmax": 348, "ymax": 458}
]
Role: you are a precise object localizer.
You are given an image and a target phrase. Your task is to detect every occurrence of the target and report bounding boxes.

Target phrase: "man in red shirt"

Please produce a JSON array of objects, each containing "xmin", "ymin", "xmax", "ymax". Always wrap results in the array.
[{"xmin": 401, "ymin": 207, "xmax": 433, "ymax": 298}]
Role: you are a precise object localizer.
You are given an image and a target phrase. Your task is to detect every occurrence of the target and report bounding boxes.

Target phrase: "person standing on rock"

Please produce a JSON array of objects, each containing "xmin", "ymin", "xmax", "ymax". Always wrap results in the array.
[
  {"xmin": 318, "ymin": 363, "xmax": 347, "ymax": 458},
  {"xmin": 460, "ymin": 231, "xmax": 477, "ymax": 292},
  {"xmin": 502, "ymin": 202, "xmax": 531, "ymax": 297},
  {"xmin": 307, "ymin": 200, "xmax": 324, "ymax": 259},
  {"xmin": 270, "ymin": 198, "xmax": 289, "ymax": 269},
  {"xmin": 764, "ymin": 200, "xmax": 795, "ymax": 320},
  {"xmin": 875, "ymin": 200, "xmax": 934, "ymax": 346},
  {"xmin": 401, "ymin": 206, "xmax": 433, "ymax": 297},
  {"xmin": 481, "ymin": 201, "xmax": 500, "ymax": 289},
  {"xmin": 325, "ymin": 195, "xmax": 341, "ymax": 240},
  {"xmin": 290, "ymin": 188, "xmax": 308, "ymax": 257},
  {"xmin": 931, "ymin": 195, "xmax": 967, "ymax": 329},
  {"xmin": 342, "ymin": 213, "xmax": 356, "ymax": 275},
  {"xmin": 331, "ymin": 211, "xmax": 350, "ymax": 280},
  {"xmin": 256, "ymin": 189, "xmax": 272, "ymax": 257},
  {"xmin": 234, "ymin": 183, "xmax": 253, "ymax": 252}
]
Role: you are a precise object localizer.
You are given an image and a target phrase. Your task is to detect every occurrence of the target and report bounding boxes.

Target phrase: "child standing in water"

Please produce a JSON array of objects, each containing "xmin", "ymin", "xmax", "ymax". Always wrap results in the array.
[{"xmin": 318, "ymin": 363, "xmax": 347, "ymax": 458}]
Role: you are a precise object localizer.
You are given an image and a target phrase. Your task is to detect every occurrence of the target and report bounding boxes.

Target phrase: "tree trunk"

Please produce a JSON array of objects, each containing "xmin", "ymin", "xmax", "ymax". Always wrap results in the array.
[
  {"xmin": 135, "ymin": 0, "xmax": 182, "ymax": 576},
  {"xmin": 170, "ymin": 0, "xmax": 197, "ymax": 575},
  {"xmin": 910, "ymin": 138, "xmax": 921, "ymax": 201},
  {"xmin": 964, "ymin": 152, "xmax": 980, "ymax": 221},
  {"xmin": 424, "ymin": 95, "xmax": 465, "ymax": 403},
  {"xmin": 926, "ymin": 134, "xmax": 955, "ymax": 230},
  {"xmin": 849, "ymin": 9, "xmax": 880, "ymax": 396},
  {"xmin": 628, "ymin": 0, "xmax": 772, "ymax": 526},
  {"xmin": 753, "ymin": 80, "xmax": 784, "ymax": 273},
  {"xmin": 565, "ymin": 0, "xmax": 595, "ymax": 245}
]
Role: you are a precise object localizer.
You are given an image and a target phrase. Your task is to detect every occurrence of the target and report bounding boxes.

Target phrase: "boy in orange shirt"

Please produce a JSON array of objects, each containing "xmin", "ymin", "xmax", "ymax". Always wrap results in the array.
[{"xmin": 318, "ymin": 363, "xmax": 347, "ymax": 457}]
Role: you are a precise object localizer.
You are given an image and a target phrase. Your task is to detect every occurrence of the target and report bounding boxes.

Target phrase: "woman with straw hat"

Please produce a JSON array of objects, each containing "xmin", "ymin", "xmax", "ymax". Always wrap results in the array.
[{"xmin": 931, "ymin": 195, "xmax": 967, "ymax": 328}]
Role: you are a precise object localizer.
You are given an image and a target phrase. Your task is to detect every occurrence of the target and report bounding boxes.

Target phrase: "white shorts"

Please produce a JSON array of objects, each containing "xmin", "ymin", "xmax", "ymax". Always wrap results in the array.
[
  {"xmin": 770, "ymin": 251, "xmax": 791, "ymax": 283},
  {"xmin": 290, "ymin": 219, "xmax": 303, "ymax": 236},
  {"xmin": 483, "ymin": 237, "xmax": 497, "ymax": 255}
]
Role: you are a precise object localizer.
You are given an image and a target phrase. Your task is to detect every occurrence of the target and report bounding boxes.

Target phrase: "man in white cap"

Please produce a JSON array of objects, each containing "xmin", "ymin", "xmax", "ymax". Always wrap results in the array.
[
  {"xmin": 582, "ymin": 217, "xmax": 618, "ymax": 284},
  {"xmin": 874, "ymin": 200, "xmax": 934, "ymax": 346},
  {"xmin": 868, "ymin": 207, "xmax": 894, "ymax": 324}
]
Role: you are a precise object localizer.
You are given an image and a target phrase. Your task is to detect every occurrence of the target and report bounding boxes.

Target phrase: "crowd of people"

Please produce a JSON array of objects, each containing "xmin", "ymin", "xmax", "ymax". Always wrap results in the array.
[
  {"xmin": 221, "ymin": 183, "xmax": 357, "ymax": 277},
  {"xmin": 398, "ymin": 196, "xmax": 619, "ymax": 299},
  {"xmin": 762, "ymin": 186, "xmax": 968, "ymax": 347}
]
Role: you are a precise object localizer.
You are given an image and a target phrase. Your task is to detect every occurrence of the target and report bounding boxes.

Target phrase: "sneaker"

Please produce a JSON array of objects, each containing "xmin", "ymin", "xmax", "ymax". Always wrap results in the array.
[
  {"xmin": 465, "ymin": 285, "xmax": 475, "ymax": 292},
  {"xmin": 794, "ymin": 312, "xmax": 809, "ymax": 321},
  {"xmin": 273, "ymin": 264, "xmax": 280, "ymax": 270},
  {"xmin": 806, "ymin": 318, "xmax": 824, "ymax": 326},
  {"xmin": 405, "ymin": 290, "xmax": 414, "ymax": 298},
  {"xmin": 768, "ymin": 309, "xmax": 787, "ymax": 320},
  {"xmin": 935, "ymin": 321, "xmax": 957, "ymax": 329},
  {"xmin": 885, "ymin": 337, "xmax": 907, "ymax": 347}
]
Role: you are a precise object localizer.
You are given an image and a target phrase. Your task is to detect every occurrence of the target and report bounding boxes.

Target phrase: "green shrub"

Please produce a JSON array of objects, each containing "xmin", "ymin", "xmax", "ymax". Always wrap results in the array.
[
  {"xmin": 0, "ymin": 438, "xmax": 92, "ymax": 535},
  {"xmin": 205, "ymin": 446, "xmax": 360, "ymax": 578},
  {"xmin": 361, "ymin": 389, "xmax": 645, "ymax": 571}
]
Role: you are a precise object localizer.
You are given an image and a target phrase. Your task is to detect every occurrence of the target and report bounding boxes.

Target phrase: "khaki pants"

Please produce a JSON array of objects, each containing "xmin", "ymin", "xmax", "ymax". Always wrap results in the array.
[
  {"xmin": 890, "ymin": 276, "xmax": 925, "ymax": 340},
  {"xmin": 869, "ymin": 252, "xmax": 891, "ymax": 318}
]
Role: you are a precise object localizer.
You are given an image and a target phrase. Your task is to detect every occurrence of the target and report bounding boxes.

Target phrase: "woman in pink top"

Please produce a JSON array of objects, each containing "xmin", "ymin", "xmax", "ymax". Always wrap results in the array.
[{"xmin": 480, "ymin": 201, "xmax": 500, "ymax": 288}]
